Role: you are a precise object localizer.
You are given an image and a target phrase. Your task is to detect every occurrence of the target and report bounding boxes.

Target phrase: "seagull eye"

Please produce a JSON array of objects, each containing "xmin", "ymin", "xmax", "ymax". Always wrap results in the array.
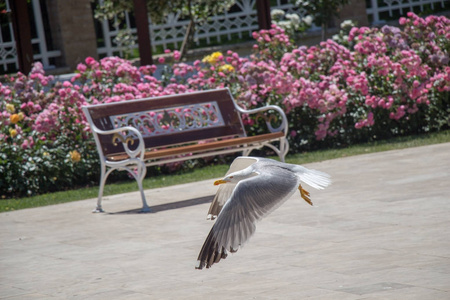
[{"xmin": 229, "ymin": 176, "xmax": 233, "ymax": 179}]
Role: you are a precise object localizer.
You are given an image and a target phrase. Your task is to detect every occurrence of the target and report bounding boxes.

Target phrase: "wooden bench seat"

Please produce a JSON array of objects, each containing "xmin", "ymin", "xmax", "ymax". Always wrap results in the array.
[
  {"xmin": 82, "ymin": 88, "xmax": 289, "ymax": 212},
  {"xmin": 106, "ymin": 131, "xmax": 285, "ymax": 162}
]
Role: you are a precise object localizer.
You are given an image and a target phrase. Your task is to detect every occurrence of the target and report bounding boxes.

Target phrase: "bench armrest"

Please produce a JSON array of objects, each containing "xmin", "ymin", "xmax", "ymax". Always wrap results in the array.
[
  {"xmin": 90, "ymin": 125, "xmax": 146, "ymax": 161},
  {"xmin": 235, "ymin": 104, "xmax": 288, "ymax": 135}
]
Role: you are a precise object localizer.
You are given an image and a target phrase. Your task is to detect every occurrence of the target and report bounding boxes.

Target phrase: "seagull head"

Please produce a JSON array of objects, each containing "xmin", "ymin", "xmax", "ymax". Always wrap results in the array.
[{"xmin": 214, "ymin": 168, "xmax": 257, "ymax": 185}]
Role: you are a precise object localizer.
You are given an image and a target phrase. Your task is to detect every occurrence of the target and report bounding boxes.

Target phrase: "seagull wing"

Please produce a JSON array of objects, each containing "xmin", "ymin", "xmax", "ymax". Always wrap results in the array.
[
  {"xmin": 291, "ymin": 165, "xmax": 331, "ymax": 190},
  {"xmin": 207, "ymin": 157, "xmax": 259, "ymax": 219},
  {"xmin": 257, "ymin": 157, "xmax": 332, "ymax": 190},
  {"xmin": 196, "ymin": 164, "xmax": 299, "ymax": 269}
]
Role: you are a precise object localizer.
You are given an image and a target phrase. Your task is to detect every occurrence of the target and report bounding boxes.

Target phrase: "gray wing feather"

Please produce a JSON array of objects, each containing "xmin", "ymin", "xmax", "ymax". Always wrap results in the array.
[
  {"xmin": 251, "ymin": 157, "xmax": 331, "ymax": 190},
  {"xmin": 196, "ymin": 165, "xmax": 298, "ymax": 269},
  {"xmin": 291, "ymin": 165, "xmax": 331, "ymax": 190}
]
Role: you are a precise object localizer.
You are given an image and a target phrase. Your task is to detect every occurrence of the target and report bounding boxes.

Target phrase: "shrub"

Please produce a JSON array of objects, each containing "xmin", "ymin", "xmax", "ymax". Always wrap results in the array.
[{"xmin": 176, "ymin": 13, "xmax": 450, "ymax": 150}]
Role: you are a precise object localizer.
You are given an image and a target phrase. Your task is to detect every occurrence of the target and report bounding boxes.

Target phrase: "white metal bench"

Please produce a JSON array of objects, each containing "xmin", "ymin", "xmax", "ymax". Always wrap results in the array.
[{"xmin": 82, "ymin": 88, "xmax": 289, "ymax": 212}]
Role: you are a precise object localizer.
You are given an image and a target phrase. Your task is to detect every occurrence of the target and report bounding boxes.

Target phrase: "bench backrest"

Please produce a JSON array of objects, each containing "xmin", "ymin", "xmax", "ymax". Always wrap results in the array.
[{"xmin": 82, "ymin": 88, "xmax": 246, "ymax": 156}]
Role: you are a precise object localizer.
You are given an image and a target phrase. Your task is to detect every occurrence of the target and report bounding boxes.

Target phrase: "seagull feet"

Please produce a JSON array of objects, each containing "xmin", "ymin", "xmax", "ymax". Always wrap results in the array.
[{"xmin": 298, "ymin": 184, "xmax": 313, "ymax": 206}]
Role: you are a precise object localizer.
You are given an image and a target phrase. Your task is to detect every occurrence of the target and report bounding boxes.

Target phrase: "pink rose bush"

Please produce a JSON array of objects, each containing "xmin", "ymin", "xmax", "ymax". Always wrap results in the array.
[
  {"xmin": 174, "ymin": 13, "xmax": 449, "ymax": 147},
  {"xmin": 0, "ymin": 54, "xmax": 197, "ymax": 197},
  {"xmin": 1, "ymin": 12, "xmax": 449, "ymax": 198}
]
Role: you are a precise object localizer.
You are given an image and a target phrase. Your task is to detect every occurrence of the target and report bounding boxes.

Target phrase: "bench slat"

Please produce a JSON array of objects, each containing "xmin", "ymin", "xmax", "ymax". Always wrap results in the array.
[{"xmin": 106, "ymin": 131, "xmax": 284, "ymax": 161}]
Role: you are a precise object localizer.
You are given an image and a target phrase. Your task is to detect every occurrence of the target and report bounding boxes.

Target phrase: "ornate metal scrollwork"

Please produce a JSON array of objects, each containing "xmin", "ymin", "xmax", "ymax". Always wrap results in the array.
[
  {"xmin": 254, "ymin": 112, "xmax": 282, "ymax": 132},
  {"xmin": 112, "ymin": 133, "xmax": 134, "ymax": 146},
  {"xmin": 110, "ymin": 101, "xmax": 225, "ymax": 140}
]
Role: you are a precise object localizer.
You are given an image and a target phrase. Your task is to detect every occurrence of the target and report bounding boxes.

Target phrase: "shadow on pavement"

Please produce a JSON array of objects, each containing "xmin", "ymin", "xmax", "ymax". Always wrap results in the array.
[{"xmin": 107, "ymin": 195, "xmax": 214, "ymax": 214}]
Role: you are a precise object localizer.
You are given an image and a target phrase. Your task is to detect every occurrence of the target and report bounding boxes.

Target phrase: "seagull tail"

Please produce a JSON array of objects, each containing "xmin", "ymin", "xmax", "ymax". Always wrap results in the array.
[{"xmin": 300, "ymin": 168, "xmax": 331, "ymax": 190}]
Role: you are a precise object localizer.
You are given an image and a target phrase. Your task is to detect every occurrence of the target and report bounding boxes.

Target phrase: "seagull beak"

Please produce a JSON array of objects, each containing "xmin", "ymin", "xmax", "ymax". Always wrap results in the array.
[{"xmin": 214, "ymin": 179, "xmax": 227, "ymax": 186}]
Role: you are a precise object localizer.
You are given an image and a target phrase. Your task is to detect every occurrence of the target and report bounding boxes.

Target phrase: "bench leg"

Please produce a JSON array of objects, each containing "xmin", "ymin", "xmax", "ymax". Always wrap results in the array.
[
  {"xmin": 246, "ymin": 138, "xmax": 289, "ymax": 162},
  {"xmin": 94, "ymin": 160, "xmax": 150, "ymax": 213},
  {"xmin": 137, "ymin": 182, "xmax": 150, "ymax": 213},
  {"xmin": 242, "ymin": 149, "xmax": 251, "ymax": 157},
  {"xmin": 279, "ymin": 138, "xmax": 289, "ymax": 163},
  {"xmin": 93, "ymin": 163, "xmax": 107, "ymax": 213},
  {"xmin": 135, "ymin": 161, "xmax": 150, "ymax": 213}
]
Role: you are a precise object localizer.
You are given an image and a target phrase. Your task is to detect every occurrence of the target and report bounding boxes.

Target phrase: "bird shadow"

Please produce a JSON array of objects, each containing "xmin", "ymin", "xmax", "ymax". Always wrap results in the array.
[{"xmin": 106, "ymin": 195, "xmax": 214, "ymax": 215}]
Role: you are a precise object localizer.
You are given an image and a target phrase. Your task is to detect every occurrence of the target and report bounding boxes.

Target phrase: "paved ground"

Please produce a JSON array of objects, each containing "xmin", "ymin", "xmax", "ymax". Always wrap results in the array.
[{"xmin": 1, "ymin": 143, "xmax": 450, "ymax": 299}]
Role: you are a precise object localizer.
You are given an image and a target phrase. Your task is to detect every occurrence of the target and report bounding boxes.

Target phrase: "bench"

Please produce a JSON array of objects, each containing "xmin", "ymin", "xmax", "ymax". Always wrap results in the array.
[{"xmin": 82, "ymin": 88, "xmax": 289, "ymax": 212}]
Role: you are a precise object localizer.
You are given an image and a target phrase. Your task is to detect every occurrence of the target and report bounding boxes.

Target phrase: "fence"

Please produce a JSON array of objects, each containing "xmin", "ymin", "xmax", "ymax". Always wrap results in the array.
[
  {"xmin": 96, "ymin": 0, "xmax": 305, "ymax": 57},
  {"xmin": 367, "ymin": 0, "xmax": 448, "ymax": 24},
  {"xmin": 0, "ymin": 0, "xmax": 61, "ymax": 73}
]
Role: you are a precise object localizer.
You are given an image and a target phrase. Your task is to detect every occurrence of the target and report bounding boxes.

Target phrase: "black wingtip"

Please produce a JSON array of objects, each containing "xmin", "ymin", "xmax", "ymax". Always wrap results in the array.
[
  {"xmin": 195, "ymin": 260, "xmax": 205, "ymax": 270},
  {"xmin": 196, "ymin": 225, "xmax": 230, "ymax": 270}
]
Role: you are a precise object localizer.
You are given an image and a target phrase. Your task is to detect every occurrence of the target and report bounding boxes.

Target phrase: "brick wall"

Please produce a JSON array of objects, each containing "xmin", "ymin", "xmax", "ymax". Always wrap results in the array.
[
  {"xmin": 338, "ymin": 0, "xmax": 370, "ymax": 27},
  {"xmin": 47, "ymin": 0, "xmax": 98, "ymax": 71}
]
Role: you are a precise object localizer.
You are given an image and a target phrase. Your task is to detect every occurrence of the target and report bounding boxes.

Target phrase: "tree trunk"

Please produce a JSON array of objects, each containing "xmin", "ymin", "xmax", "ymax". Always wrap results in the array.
[
  {"xmin": 180, "ymin": 18, "xmax": 195, "ymax": 60},
  {"xmin": 179, "ymin": 0, "xmax": 195, "ymax": 60},
  {"xmin": 321, "ymin": 23, "xmax": 328, "ymax": 41}
]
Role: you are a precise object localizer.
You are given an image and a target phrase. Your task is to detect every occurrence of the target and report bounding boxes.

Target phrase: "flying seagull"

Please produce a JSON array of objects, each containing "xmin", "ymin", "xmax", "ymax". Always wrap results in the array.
[{"xmin": 196, "ymin": 156, "xmax": 331, "ymax": 270}]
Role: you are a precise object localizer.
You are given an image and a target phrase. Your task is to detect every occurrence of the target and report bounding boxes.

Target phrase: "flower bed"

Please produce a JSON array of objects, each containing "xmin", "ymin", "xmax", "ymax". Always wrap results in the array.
[{"xmin": 1, "ymin": 12, "xmax": 449, "ymax": 198}]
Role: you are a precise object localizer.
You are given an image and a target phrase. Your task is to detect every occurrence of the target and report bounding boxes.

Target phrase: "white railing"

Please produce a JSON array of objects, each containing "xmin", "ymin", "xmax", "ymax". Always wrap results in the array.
[
  {"xmin": 0, "ymin": 0, "xmax": 61, "ymax": 73},
  {"xmin": 0, "ymin": 0, "xmax": 18, "ymax": 72},
  {"xmin": 367, "ymin": 0, "xmax": 447, "ymax": 24},
  {"xmin": 29, "ymin": 0, "xmax": 61, "ymax": 69},
  {"xmin": 97, "ymin": 0, "xmax": 259, "ymax": 57},
  {"xmin": 96, "ymin": 0, "xmax": 316, "ymax": 57}
]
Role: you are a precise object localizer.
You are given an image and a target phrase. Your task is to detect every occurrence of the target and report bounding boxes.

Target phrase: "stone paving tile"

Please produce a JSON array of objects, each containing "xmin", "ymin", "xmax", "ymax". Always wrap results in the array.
[
  {"xmin": 339, "ymin": 282, "xmax": 413, "ymax": 296},
  {"xmin": 0, "ymin": 293, "xmax": 55, "ymax": 300},
  {"xmin": 1, "ymin": 143, "xmax": 450, "ymax": 299},
  {"xmin": 358, "ymin": 286, "xmax": 450, "ymax": 300}
]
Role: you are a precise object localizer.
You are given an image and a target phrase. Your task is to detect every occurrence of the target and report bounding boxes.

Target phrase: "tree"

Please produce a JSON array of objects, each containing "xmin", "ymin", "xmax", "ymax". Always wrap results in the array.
[
  {"xmin": 293, "ymin": 0, "xmax": 350, "ymax": 41},
  {"xmin": 94, "ymin": 0, "xmax": 235, "ymax": 59}
]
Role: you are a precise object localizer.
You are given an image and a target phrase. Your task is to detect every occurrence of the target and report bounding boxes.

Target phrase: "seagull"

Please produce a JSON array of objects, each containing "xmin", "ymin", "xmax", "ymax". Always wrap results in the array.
[{"xmin": 196, "ymin": 156, "xmax": 331, "ymax": 269}]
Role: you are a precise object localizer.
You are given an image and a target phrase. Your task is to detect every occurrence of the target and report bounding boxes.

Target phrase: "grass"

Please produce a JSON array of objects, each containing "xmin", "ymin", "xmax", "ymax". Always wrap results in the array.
[{"xmin": 1, "ymin": 130, "xmax": 449, "ymax": 213}]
